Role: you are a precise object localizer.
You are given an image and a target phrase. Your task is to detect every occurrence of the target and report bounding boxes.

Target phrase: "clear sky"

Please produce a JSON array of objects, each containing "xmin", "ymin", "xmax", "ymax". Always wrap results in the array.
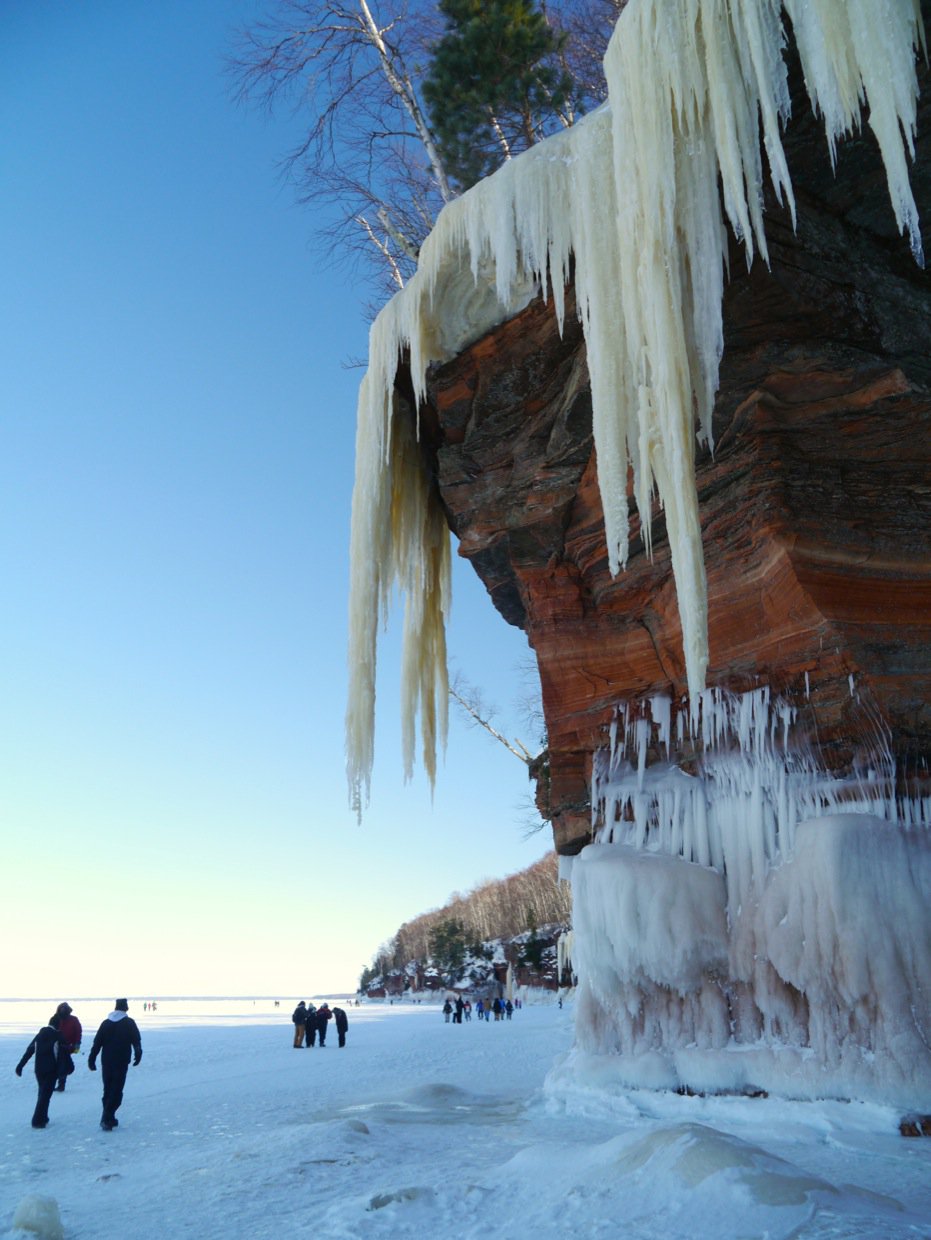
[{"xmin": 0, "ymin": 0, "xmax": 551, "ymax": 1000}]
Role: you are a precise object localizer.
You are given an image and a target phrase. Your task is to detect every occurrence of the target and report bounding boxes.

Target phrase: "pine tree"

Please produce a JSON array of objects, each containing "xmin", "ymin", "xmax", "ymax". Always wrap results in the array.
[
  {"xmin": 422, "ymin": 0, "xmax": 573, "ymax": 191},
  {"xmin": 429, "ymin": 916, "xmax": 468, "ymax": 980}
]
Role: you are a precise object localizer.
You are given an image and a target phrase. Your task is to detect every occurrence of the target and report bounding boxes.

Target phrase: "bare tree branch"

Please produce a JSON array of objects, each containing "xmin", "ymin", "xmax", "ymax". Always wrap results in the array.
[
  {"xmin": 449, "ymin": 677, "xmax": 538, "ymax": 766},
  {"xmin": 229, "ymin": 0, "xmax": 619, "ymax": 294},
  {"xmin": 356, "ymin": 214, "xmax": 405, "ymax": 287}
]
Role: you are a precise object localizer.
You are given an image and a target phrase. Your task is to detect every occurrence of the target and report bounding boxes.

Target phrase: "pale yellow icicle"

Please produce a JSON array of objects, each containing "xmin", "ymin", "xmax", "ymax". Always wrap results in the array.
[{"xmin": 346, "ymin": 0, "xmax": 926, "ymax": 810}]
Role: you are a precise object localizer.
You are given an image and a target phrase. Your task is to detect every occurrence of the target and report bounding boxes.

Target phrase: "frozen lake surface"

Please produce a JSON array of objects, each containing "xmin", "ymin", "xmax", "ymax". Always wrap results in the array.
[{"xmin": 1, "ymin": 996, "xmax": 928, "ymax": 1238}]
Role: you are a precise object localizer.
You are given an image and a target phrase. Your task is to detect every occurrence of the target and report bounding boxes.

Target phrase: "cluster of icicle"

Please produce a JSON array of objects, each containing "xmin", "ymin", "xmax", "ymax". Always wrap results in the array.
[
  {"xmin": 346, "ymin": 0, "xmax": 926, "ymax": 813},
  {"xmin": 565, "ymin": 684, "xmax": 931, "ymax": 1105},
  {"xmin": 590, "ymin": 682, "xmax": 928, "ymax": 920}
]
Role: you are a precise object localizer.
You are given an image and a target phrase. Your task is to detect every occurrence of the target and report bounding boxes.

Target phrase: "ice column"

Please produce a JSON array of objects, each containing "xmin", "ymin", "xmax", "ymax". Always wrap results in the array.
[{"xmin": 573, "ymin": 688, "xmax": 931, "ymax": 1106}]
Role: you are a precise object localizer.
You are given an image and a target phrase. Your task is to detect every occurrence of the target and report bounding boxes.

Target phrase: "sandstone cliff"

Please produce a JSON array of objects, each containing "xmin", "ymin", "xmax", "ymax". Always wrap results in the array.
[{"xmin": 408, "ymin": 23, "xmax": 931, "ymax": 855}]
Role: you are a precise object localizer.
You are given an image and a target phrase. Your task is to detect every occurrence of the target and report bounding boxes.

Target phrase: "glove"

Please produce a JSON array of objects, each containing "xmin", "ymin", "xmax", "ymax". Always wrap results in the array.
[
  {"xmin": 133, "ymin": 1054, "xmax": 142, "ymax": 1067},
  {"xmin": 88, "ymin": 1059, "xmax": 97, "ymax": 1072},
  {"xmin": 15, "ymin": 1065, "xmax": 22, "ymax": 1077}
]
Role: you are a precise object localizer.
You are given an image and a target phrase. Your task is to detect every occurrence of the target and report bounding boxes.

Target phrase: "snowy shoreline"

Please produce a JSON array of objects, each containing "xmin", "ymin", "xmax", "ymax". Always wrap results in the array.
[{"xmin": 3, "ymin": 1001, "xmax": 928, "ymax": 1238}]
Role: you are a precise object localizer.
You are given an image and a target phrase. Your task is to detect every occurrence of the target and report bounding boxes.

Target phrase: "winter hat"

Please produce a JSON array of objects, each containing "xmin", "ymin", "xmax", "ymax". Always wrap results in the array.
[{"xmin": 115, "ymin": 998, "xmax": 129, "ymax": 1012}]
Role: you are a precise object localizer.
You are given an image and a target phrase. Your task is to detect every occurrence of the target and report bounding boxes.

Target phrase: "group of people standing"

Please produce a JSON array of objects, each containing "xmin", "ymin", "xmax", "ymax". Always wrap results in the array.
[
  {"xmin": 15, "ymin": 999, "xmax": 142, "ymax": 1131},
  {"xmin": 291, "ymin": 1000, "xmax": 349, "ymax": 1048},
  {"xmin": 443, "ymin": 995, "xmax": 514, "ymax": 1023}
]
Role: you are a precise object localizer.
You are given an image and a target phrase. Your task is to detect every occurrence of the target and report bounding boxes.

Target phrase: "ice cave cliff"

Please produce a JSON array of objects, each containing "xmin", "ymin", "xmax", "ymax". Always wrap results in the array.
[{"xmin": 347, "ymin": 0, "xmax": 931, "ymax": 1107}]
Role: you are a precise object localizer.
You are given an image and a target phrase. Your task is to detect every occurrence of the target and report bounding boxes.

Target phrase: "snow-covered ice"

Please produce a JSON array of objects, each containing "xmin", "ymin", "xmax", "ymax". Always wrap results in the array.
[{"xmin": 2, "ymin": 997, "xmax": 928, "ymax": 1238}]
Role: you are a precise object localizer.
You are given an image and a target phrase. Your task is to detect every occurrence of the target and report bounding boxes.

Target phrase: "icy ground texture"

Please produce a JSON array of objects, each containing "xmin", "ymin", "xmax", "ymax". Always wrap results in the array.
[
  {"xmin": 346, "ymin": 0, "xmax": 926, "ymax": 809},
  {"xmin": 567, "ymin": 687, "xmax": 931, "ymax": 1108},
  {"xmin": 2, "ymin": 1000, "xmax": 929, "ymax": 1238}
]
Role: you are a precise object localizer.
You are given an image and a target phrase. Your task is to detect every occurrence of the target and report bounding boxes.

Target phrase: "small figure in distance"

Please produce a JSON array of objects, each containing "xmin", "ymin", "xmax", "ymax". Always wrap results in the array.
[
  {"xmin": 88, "ymin": 999, "xmax": 142, "ymax": 1131},
  {"xmin": 292, "ymin": 1000, "xmax": 307, "ymax": 1048},
  {"xmin": 15, "ymin": 1013, "xmax": 65, "ymax": 1128},
  {"xmin": 54, "ymin": 1002, "xmax": 82, "ymax": 1091},
  {"xmin": 443, "ymin": 998, "xmax": 452, "ymax": 1023},
  {"xmin": 332, "ymin": 1005, "xmax": 349, "ymax": 1048},
  {"xmin": 305, "ymin": 1001, "xmax": 318, "ymax": 1046},
  {"xmin": 315, "ymin": 1002, "xmax": 332, "ymax": 1047}
]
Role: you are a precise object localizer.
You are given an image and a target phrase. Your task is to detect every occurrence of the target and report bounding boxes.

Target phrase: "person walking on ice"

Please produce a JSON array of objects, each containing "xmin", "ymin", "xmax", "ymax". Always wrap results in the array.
[
  {"xmin": 88, "ymin": 998, "xmax": 142, "ymax": 1131},
  {"xmin": 15, "ymin": 1013, "xmax": 65, "ymax": 1128},
  {"xmin": 55, "ymin": 1001, "xmax": 82, "ymax": 1091}
]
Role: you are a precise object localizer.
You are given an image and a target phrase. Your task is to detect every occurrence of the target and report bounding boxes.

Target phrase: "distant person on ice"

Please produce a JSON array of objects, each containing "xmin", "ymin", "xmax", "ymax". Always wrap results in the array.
[
  {"xmin": 55, "ymin": 1001, "xmax": 82, "ymax": 1091},
  {"xmin": 15, "ymin": 1013, "xmax": 64, "ymax": 1128},
  {"xmin": 315, "ymin": 1002, "xmax": 332, "ymax": 1046},
  {"xmin": 292, "ymin": 1000, "xmax": 307, "ymax": 1048},
  {"xmin": 332, "ymin": 1005, "xmax": 349, "ymax": 1048},
  {"xmin": 88, "ymin": 998, "xmax": 142, "ymax": 1131},
  {"xmin": 305, "ymin": 1002, "xmax": 318, "ymax": 1046}
]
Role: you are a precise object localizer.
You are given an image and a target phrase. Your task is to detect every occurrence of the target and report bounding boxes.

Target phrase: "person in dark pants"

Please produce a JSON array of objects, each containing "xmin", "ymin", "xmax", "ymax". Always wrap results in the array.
[
  {"xmin": 332, "ymin": 1006, "xmax": 349, "ymax": 1048},
  {"xmin": 305, "ymin": 1003, "xmax": 318, "ymax": 1046},
  {"xmin": 88, "ymin": 999, "xmax": 142, "ymax": 1131},
  {"xmin": 15, "ymin": 1014, "xmax": 64, "ymax": 1128},
  {"xmin": 291, "ymin": 1001, "xmax": 307, "ymax": 1048},
  {"xmin": 55, "ymin": 1002, "xmax": 83, "ymax": 1091},
  {"xmin": 315, "ymin": 1002, "xmax": 332, "ymax": 1046}
]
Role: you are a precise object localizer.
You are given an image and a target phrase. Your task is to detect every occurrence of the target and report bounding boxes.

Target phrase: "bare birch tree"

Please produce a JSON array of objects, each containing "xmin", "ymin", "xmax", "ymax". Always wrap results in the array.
[
  {"xmin": 230, "ymin": 0, "xmax": 451, "ymax": 296},
  {"xmin": 230, "ymin": 0, "xmax": 619, "ymax": 295}
]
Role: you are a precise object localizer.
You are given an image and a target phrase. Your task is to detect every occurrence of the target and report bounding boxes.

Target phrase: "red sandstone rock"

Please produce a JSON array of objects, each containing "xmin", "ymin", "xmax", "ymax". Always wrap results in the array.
[{"xmin": 408, "ymin": 21, "xmax": 931, "ymax": 854}]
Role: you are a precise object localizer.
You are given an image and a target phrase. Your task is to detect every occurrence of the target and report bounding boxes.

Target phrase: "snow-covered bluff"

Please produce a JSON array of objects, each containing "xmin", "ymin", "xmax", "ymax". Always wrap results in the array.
[
  {"xmin": 347, "ymin": 0, "xmax": 931, "ymax": 1107},
  {"xmin": 363, "ymin": 924, "xmax": 569, "ymax": 1000}
]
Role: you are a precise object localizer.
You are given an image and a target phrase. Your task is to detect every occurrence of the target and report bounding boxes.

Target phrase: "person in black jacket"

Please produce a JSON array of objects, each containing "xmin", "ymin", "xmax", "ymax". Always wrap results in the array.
[
  {"xmin": 88, "ymin": 998, "xmax": 142, "ymax": 1131},
  {"xmin": 291, "ymin": 1001, "xmax": 307, "ymax": 1048},
  {"xmin": 332, "ymin": 1005, "xmax": 349, "ymax": 1048},
  {"xmin": 315, "ymin": 1002, "xmax": 332, "ymax": 1046},
  {"xmin": 15, "ymin": 1014, "xmax": 64, "ymax": 1128}
]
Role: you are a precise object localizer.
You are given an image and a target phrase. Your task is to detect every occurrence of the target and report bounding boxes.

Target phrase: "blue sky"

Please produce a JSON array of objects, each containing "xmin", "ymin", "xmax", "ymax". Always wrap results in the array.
[{"xmin": 0, "ymin": 0, "xmax": 550, "ymax": 999}]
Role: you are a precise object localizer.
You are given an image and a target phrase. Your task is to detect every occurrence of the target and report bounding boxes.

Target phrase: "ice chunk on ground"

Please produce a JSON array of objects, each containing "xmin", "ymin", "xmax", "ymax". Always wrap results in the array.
[{"xmin": 10, "ymin": 1197, "xmax": 63, "ymax": 1240}]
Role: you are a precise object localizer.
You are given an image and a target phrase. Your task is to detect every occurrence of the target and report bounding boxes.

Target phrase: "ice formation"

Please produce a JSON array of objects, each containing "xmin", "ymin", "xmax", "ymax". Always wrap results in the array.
[
  {"xmin": 562, "ymin": 689, "xmax": 931, "ymax": 1106},
  {"xmin": 11, "ymin": 1195, "xmax": 64, "ymax": 1240},
  {"xmin": 346, "ymin": 0, "xmax": 926, "ymax": 809}
]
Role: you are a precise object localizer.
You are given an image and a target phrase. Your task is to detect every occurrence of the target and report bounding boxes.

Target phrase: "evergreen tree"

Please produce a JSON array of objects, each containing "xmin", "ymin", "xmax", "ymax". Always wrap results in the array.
[
  {"xmin": 422, "ymin": 0, "xmax": 573, "ymax": 190},
  {"xmin": 429, "ymin": 916, "xmax": 468, "ymax": 980}
]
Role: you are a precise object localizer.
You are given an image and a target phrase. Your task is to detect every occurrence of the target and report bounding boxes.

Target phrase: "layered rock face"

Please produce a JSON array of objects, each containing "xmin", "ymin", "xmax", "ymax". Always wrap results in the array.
[{"xmin": 416, "ymin": 43, "xmax": 931, "ymax": 857}]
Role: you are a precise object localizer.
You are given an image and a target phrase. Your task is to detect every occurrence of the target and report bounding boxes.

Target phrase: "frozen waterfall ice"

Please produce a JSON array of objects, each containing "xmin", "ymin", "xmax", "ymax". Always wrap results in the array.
[
  {"xmin": 345, "ymin": 0, "xmax": 926, "ymax": 811},
  {"xmin": 563, "ymin": 687, "xmax": 931, "ymax": 1107}
]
